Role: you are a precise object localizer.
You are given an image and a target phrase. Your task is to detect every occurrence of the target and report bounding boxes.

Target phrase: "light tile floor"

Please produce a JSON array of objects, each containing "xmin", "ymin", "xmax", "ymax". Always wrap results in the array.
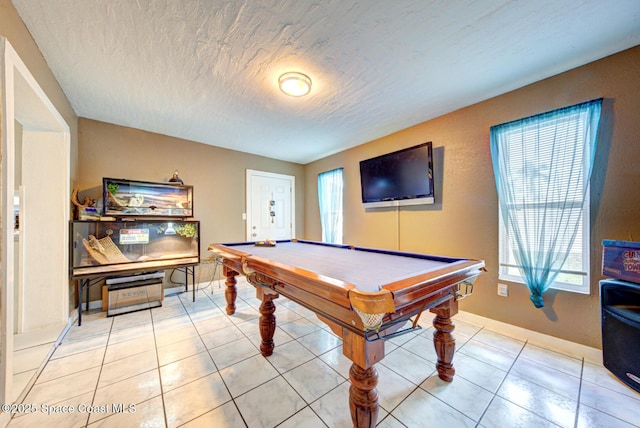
[{"xmin": 7, "ymin": 278, "xmax": 640, "ymax": 427}]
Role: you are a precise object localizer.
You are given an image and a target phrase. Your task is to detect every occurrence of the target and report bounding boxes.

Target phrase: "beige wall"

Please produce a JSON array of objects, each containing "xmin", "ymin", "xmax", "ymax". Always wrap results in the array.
[
  {"xmin": 305, "ymin": 46, "xmax": 640, "ymax": 349},
  {"xmin": 0, "ymin": 0, "xmax": 78, "ymax": 181},
  {"xmin": 5, "ymin": 0, "xmax": 640, "ymax": 347},
  {"xmin": 1, "ymin": 1, "xmax": 78, "ymax": 312},
  {"xmin": 77, "ymin": 118, "xmax": 305, "ymax": 289}
]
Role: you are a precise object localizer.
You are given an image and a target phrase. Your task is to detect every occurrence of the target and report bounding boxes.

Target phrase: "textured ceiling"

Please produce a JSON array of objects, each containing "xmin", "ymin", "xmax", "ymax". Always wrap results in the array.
[{"xmin": 12, "ymin": 0, "xmax": 640, "ymax": 164}]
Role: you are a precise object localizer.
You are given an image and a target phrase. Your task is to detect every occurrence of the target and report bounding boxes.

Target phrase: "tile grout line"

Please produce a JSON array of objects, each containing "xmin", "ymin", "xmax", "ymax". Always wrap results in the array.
[
  {"xmin": 85, "ymin": 317, "xmax": 116, "ymax": 427},
  {"xmin": 214, "ymin": 291, "xmax": 322, "ymax": 426},
  {"xmin": 574, "ymin": 358, "xmax": 584, "ymax": 428},
  {"xmin": 191, "ymin": 289, "xmax": 252, "ymax": 428},
  {"xmin": 187, "ymin": 285, "xmax": 313, "ymax": 425},
  {"xmin": 213, "ymin": 283, "xmax": 353, "ymax": 427},
  {"xmin": 472, "ymin": 326, "xmax": 528, "ymax": 428},
  {"xmin": 475, "ymin": 330, "xmax": 586, "ymax": 428},
  {"xmin": 150, "ymin": 304, "xmax": 171, "ymax": 428}
]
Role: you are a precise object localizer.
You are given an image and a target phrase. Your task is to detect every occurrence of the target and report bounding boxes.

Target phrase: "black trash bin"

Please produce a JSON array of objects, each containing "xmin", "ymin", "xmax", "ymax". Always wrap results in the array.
[{"xmin": 600, "ymin": 279, "xmax": 640, "ymax": 393}]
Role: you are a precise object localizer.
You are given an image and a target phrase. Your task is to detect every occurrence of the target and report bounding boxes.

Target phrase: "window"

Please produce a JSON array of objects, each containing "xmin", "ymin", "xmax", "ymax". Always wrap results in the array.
[
  {"xmin": 318, "ymin": 168, "xmax": 344, "ymax": 244},
  {"xmin": 491, "ymin": 99, "xmax": 602, "ymax": 306}
]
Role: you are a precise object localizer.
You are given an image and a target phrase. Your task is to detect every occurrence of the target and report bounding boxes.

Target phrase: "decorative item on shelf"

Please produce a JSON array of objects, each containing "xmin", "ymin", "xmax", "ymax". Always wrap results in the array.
[
  {"xmin": 175, "ymin": 223, "xmax": 198, "ymax": 238},
  {"xmin": 71, "ymin": 188, "xmax": 98, "ymax": 220},
  {"xmin": 106, "ymin": 182, "xmax": 119, "ymax": 195},
  {"xmin": 82, "ymin": 234, "xmax": 130, "ymax": 264},
  {"xmin": 169, "ymin": 170, "xmax": 184, "ymax": 184}
]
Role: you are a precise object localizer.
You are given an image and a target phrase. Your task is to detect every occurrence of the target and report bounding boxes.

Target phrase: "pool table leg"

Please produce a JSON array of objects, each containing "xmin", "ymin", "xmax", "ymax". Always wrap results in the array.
[
  {"xmin": 256, "ymin": 287, "xmax": 278, "ymax": 356},
  {"xmin": 342, "ymin": 328, "xmax": 384, "ymax": 428},
  {"xmin": 431, "ymin": 299, "xmax": 458, "ymax": 382},
  {"xmin": 349, "ymin": 363, "xmax": 379, "ymax": 428},
  {"xmin": 223, "ymin": 266, "xmax": 238, "ymax": 315}
]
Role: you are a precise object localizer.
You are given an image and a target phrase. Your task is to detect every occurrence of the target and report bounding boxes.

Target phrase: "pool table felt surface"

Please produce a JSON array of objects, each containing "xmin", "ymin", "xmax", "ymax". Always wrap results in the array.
[{"xmin": 221, "ymin": 241, "xmax": 460, "ymax": 293}]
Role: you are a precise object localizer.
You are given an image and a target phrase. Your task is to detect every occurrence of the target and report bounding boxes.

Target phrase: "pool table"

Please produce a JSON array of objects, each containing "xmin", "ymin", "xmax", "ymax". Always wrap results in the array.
[{"xmin": 208, "ymin": 239, "xmax": 485, "ymax": 428}]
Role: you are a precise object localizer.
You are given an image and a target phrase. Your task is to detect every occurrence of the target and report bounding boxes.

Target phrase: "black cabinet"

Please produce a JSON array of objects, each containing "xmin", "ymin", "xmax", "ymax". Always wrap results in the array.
[{"xmin": 600, "ymin": 279, "xmax": 640, "ymax": 393}]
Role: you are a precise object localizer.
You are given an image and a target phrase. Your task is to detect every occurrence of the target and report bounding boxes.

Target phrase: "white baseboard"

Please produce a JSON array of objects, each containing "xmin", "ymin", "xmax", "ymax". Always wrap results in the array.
[
  {"xmin": 80, "ymin": 300, "xmax": 103, "ymax": 311},
  {"xmin": 457, "ymin": 310, "xmax": 603, "ymax": 364}
]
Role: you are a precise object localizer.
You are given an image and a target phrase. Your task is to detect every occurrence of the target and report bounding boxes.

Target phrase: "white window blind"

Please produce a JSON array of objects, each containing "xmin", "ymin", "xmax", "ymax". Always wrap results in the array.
[
  {"xmin": 494, "ymin": 101, "xmax": 602, "ymax": 296},
  {"xmin": 318, "ymin": 168, "xmax": 344, "ymax": 244}
]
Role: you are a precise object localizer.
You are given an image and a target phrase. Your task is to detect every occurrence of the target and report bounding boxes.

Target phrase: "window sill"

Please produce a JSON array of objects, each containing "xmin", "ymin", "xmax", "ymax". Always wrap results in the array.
[{"xmin": 498, "ymin": 274, "xmax": 590, "ymax": 295}]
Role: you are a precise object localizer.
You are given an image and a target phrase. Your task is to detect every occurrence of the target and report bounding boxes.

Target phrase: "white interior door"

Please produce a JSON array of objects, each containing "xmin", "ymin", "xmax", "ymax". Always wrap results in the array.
[{"xmin": 246, "ymin": 170, "xmax": 295, "ymax": 241}]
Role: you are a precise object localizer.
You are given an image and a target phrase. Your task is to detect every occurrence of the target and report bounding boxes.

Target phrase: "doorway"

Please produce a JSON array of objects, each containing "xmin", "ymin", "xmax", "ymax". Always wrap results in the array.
[
  {"xmin": 1, "ymin": 38, "xmax": 71, "ymax": 408},
  {"xmin": 246, "ymin": 169, "xmax": 295, "ymax": 241}
]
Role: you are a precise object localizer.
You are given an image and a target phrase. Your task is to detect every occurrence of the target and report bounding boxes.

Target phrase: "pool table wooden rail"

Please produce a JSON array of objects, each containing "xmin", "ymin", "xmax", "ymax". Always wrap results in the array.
[{"xmin": 209, "ymin": 242, "xmax": 484, "ymax": 335}]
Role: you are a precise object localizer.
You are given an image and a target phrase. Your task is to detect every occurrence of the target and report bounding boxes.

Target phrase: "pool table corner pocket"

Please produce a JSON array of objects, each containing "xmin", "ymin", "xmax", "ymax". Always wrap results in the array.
[{"xmin": 348, "ymin": 288, "xmax": 395, "ymax": 332}]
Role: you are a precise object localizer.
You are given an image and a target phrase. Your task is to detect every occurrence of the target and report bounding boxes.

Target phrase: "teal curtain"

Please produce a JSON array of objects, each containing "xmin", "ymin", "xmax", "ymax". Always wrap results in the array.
[
  {"xmin": 490, "ymin": 99, "xmax": 602, "ymax": 308},
  {"xmin": 318, "ymin": 168, "xmax": 344, "ymax": 244}
]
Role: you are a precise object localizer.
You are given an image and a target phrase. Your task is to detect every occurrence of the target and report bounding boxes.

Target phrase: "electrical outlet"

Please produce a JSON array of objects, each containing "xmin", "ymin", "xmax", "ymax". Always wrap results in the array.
[{"xmin": 497, "ymin": 283, "xmax": 509, "ymax": 297}]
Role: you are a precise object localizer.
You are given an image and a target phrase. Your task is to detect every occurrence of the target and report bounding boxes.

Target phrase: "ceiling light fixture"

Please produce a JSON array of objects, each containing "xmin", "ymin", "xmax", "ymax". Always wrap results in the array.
[{"xmin": 278, "ymin": 72, "xmax": 312, "ymax": 97}]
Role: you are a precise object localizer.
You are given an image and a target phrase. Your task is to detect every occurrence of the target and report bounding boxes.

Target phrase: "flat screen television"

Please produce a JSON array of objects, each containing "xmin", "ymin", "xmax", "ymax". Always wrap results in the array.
[{"xmin": 359, "ymin": 142, "xmax": 434, "ymax": 208}]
